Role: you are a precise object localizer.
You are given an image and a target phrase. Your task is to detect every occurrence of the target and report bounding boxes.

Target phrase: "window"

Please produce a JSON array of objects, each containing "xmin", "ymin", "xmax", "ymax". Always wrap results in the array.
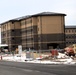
[
  {"xmin": 37, "ymin": 18, "xmax": 39, "ymax": 23},
  {"xmin": 72, "ymin": 30, "xmax": 74, "ymax": 32},
  {"xmin": 66, "ymin": 36, "xmax": 68, "ymax": 38},
  {"xmin": 65, "ymin": 30, "xmax": 67, "ymax": 33},
  {"xmin": 12, "ymin": 30, "xmax": 15, "ymax": 32},
  {"xmin": 12, "ymin": 38, "xmax": 15, "ymax": 40},
  {"xmin": 13, "ymin": 46, "xmax": 15, "ymax": 48},
  {"xmin": 38, "ymin": 28, "xmax": 39, "ymax": 31},
  {"xmin": 69, "ymin": 30, "xmax": 70, "ymax": 33},
  {"xmin": 12, "ymin": 22, "xmax": 14, "ymax": 24}
]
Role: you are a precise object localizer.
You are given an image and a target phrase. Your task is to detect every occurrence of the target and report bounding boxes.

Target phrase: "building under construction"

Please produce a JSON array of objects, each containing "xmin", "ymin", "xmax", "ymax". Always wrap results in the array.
[{"xmin": 0, "ymin": 12, "xmax": 66, "ymax": 51}]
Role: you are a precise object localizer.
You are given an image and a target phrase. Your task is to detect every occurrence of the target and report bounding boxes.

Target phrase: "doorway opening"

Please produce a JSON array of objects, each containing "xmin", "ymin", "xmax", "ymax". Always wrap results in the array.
[{"xmin": 47, "ymin": 43, "xmax": 59, "ymax": 49}]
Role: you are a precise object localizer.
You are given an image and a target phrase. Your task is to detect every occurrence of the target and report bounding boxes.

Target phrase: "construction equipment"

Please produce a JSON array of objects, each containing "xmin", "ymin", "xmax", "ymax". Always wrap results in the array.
[{"xmin": 65, "ymin": 48, "xmax": 75, "ymax": 56}]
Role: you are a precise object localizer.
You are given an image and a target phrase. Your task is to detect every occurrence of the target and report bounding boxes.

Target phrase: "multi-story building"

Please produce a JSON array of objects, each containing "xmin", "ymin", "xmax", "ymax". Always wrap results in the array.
[
  {"xmin": 0, "ymin": 20, "xmax": 21, "ymax": 51},
  {"xmin": 65, "ymin": 26, "xmax": 76, "ymax": 47},
  {"xmin": 0, "ymin": 12, "xmax": 66, "ymax": 51}
]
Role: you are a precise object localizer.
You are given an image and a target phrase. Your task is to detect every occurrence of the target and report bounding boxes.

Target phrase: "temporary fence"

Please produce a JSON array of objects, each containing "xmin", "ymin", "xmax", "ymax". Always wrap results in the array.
[{"xmin": 24, "ymin": 49, "xmax": 58, "ymax": 59}]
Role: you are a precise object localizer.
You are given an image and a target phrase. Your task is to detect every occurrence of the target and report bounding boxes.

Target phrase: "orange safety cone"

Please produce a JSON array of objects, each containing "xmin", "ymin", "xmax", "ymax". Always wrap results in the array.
[{"xmin": 40, "ymin": 55, "xmax": 42, "ymax": 59}]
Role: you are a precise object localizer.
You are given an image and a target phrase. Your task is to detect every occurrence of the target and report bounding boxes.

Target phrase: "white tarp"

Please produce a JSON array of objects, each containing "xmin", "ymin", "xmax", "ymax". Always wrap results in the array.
[
  {"xmin": 0, "ymin": 44, "xmax": 8, "ymax": 47},
  {"xmin": 18, "ymin": 45, "xmax": 22, "ymax": 55}
]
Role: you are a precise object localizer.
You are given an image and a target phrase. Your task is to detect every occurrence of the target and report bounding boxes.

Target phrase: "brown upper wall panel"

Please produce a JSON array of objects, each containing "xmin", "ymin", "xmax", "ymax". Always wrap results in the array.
[
  {"xmin": 38, "ymin": 16, "xmax": 65, "ymax": 34},
  {"xmin": 32, "ymin": 17, "xmax": 37, "ymax": 25},
  {"xmin": 1, "ymin": 22, "xmax": 11, "ymax": 31},
  {"xmin": 1, "ymin": 21, "xmax": 21, "ymax": 31}
]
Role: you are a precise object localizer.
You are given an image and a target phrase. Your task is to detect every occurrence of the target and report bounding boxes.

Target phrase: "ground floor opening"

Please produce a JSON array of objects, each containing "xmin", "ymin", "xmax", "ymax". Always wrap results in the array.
[{"xmin": 47, "ymin": 43, "xmax": 59, "ymax": 49}]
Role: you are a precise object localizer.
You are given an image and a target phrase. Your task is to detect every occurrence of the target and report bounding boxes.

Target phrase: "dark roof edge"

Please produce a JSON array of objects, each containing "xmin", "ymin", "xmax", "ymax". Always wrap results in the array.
[
  {"xmin": 0, "ymin": 20, "xmax": 19, "ymax": 25},
  {"xmin": 32, "ymin": 14, "xmax": 66, "ymax": 17},
  {"xmin": 19, "ymin": 12, "xmax": 66, "ymax": 20},
  {"xmin": 65, "ymin": 26, "xmax": 76, "ymax": 28},
  {"xmin": 0, "ymin": 12, "xmax": 66, "ymax": 25}
]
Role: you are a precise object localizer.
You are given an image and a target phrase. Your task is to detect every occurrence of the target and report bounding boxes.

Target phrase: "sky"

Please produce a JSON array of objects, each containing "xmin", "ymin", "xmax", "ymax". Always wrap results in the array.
[
  {"xmin": 0, "ymin": 0, "xmax": 75, "ymax": 25},
  {"xmin": 0, "ymin": 0, "xmax": 76, "ymax": 43}
]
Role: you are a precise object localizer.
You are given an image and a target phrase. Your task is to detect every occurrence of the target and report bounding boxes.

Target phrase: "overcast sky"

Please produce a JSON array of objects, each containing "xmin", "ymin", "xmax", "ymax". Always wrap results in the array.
[{"xmin": 0, "ymin": 0, "xmax": 75, "ymax": 25}]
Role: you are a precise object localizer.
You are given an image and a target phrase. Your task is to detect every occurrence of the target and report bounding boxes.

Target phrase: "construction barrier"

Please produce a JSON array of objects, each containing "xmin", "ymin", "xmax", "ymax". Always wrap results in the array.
[{"xmin": 51, "ymin": 49, "xmax": 58, "ymax": 56}]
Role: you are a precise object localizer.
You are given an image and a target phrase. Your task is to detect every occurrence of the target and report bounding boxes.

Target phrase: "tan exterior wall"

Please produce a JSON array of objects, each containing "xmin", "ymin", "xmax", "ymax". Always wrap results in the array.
[
  {"xmin": 41, "ymin": 16, "xmax": 64, "ymax": 34},
  {"xmin": 7, "ymin": 22, "xmax": 11, "ymax": 30},
  {"xmin": 11, "ymin": 22, "xmax": 20, "ymax": 29},
  {"xmin": 1, "ymin": 22, "xmax": 18, "ymax": 31},
  {"xmin": 32, "ymin": 17, "xmax": 37, "ymax": 26},
  {"xmin": 26, "ymin": 18, "xmax": 32, "ymax": 27},
  {"xmin": 21, "ymin": 20, "xmax": 26, "ymax": 29},
  {"xmin": 15, "ymin": 22, "xmax": 21, "ymax": 29}
]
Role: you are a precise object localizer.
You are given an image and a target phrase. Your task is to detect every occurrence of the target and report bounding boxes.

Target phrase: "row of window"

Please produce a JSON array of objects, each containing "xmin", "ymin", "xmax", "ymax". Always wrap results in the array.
[
  {"xmin": 66, "ymin": 36, "xmax": 76, "ymax": 38},
  {"xmin": 65, "ymin": 29, "xmax": 76, "ymax": 33},
  {"xmin": 22, "ymin": 38, "xmax": 33, "ymax": 41},
  {"xmin": 21, "ymin": 27, "xmax": 33, "ymax": 31},
  {"xmin": 1, "ymin": 19, "xmax": 32, "ymax": 29},
  {"xmin": 21, "ymin": 19, "xmax": 32, "ymax": 25},
  {"xmin": 66, "ymin": 41, "xmax": 76, "ymax": 44}
]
